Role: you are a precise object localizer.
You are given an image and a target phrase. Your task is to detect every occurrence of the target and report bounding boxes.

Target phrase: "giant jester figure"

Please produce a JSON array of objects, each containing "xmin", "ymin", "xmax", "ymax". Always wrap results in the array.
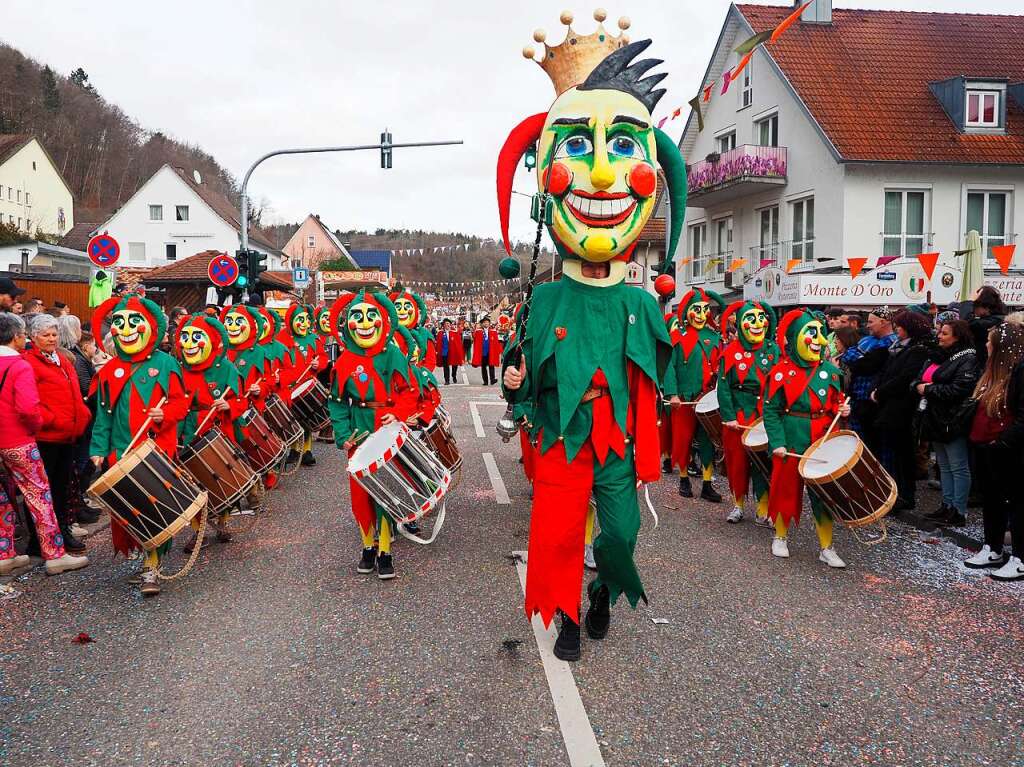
[
  {"xmin": 327, "ymin": 290, "xmax": 419, "ymax": 580},
  {"xmin": 666, "ymin": 288, "xmax": 725, "ymax": 502},
  {"xmin": 762, "ymin": 309, "xmax": 850, "ymax": 568},
  {"xmin": 716, "ymin": 300, "xmax": 778, "ymax": 525},
  {"xmin": 89, "ymin": 295, "xmax": 191, "ymax": 597},
  {"xmin": 499, "ymin": 11, "xmax": 685, "ymax": 661}
]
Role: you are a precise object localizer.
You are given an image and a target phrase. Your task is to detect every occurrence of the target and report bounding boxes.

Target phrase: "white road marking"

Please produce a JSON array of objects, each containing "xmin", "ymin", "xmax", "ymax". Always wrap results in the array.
[
  {"xmin": 469, "ymin": 400, "xmax": 506, "ymax": 438},
  {"xmin": 482, "ymin": 452, "xmax": 510, "ymax": 505},
  {"xmin": 513, "ymin": 551, "xmax": 606, "ymax": 767}
]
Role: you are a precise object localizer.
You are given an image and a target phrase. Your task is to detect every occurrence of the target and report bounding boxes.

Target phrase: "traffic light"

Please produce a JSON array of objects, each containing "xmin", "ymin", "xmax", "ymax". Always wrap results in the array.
[
  {"xmin": 380, "ymin": 129, "xmax": 393, "ymax": 169},
  {"xmin": 247, "ymin": 249, "xmax": 268, "ymax": 286},
  {"xmin": 235, "ymin": 249, "xmax": 249, "ymax": 290},
  {"xmin": 524, "ymin": 142, "xmax": 537, "ymax": 171}
]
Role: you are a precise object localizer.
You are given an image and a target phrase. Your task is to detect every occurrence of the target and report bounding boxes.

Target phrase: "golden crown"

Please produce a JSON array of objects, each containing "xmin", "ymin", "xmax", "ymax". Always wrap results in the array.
[{"xmin": 522, "ymin": 8, "xmax": 632, "ymax": 96}]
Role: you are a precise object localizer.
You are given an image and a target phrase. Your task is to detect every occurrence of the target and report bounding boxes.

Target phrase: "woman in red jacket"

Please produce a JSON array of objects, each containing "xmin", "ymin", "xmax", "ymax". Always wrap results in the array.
[{"xmin": 24, "ymin": 314, "xmax": 92, "ymax": 552}]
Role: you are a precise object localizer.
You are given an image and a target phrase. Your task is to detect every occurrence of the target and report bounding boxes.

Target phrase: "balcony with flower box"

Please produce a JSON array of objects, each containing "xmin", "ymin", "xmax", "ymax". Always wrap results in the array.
[{"xmin": 686, "ymin": 145, "xmax": 788, "ymax": 207}]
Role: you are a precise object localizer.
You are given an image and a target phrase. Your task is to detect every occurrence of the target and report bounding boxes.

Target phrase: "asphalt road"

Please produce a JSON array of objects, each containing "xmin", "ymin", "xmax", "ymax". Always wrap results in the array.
[{"xmin": 2, "ymin": 375, "xmax": 1023, "ymax": 767}]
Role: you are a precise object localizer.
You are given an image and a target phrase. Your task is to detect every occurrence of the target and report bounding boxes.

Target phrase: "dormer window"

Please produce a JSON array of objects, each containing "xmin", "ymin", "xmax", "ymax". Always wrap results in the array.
[{"xmin": 966, "ymin": 90, "xmax": 999, "ymax": 128}]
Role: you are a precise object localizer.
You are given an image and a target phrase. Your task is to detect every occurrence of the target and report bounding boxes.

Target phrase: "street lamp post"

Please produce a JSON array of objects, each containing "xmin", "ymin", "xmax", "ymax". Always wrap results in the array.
[{"xmin": 238, "ymin": 136, "xmax": 463, "ymax": 254}]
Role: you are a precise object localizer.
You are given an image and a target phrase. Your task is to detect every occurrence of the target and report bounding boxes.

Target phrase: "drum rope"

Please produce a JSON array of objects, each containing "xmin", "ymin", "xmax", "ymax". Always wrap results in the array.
[{"xmin": 158, "ymin": 503, "xmax": 208, "ymax": 581}]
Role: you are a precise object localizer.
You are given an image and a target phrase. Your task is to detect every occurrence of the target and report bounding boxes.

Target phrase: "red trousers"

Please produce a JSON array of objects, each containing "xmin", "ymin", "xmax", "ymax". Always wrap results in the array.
[
  {"xmin": 519, "ymin": 429, "xmax": 535, "ymax": 483},
  {"xmin": 721, "ymin": 410, "xmax": 757, "ymax": 502}
]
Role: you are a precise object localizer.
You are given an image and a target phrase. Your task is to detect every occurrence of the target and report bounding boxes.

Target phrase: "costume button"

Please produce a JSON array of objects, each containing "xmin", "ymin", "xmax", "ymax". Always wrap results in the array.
[{"xmin": 558, "ymin": 435, "xmax": 564, "ymax": 441}]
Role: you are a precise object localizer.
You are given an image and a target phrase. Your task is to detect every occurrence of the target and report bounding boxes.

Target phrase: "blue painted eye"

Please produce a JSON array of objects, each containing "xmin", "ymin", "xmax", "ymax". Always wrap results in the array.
[
  {"xmin": 610, "ymin": 136, "xmax": 638, "ymax": 157},
  {"xmin": 555, "ymin": 135, "xmax": 593, "ymax": 159}
]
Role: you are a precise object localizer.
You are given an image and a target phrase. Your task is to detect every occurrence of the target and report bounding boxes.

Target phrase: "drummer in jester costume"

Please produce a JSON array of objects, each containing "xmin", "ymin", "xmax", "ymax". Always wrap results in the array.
[
  {"xmin": 659, "ymin": 311, "xmax": 678, "ymax": 474},
  {"xmin": 327, "ymin": 290, "xmax": 419, "ymax": 580},
  {"xmin": 390, "ymin": 288, "xmax": 437, "ymax": 370},
  {"xmin": 717, "ymin": 300, "xmax": 778, "ymax": 525},
  {"xmin": 666, "ymin": 288, "xmax": 725, "ymax": 502},
  {"xmin": 221, "ymin": 305, "xmax": 272, "ymax": 410},
  {"xmin": 499, "ymin": 21, "xmax": 684, "ymax": 660},
  {"xmin": 89, "ymin": 296, "xmax": 192, "ymax": 597},
  {"xmin": 279, "ymin": 302, "xmax": 320, "ymax": 467},
  {"xmin": 763, "ymin": 309, "xmax": 851, "ymax": 568},
  {"xmin": 177, "ymin": 314, "xmax": 248, "ymax": 548}
]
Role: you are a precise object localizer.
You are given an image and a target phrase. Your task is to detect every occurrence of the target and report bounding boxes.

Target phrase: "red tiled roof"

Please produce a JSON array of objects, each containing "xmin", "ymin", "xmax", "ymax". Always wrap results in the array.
[
  {"xmin": 736, "ymin": 5, "xmax": 1024, "ymax": 164},
  {"xmin": 58, "ymin": 222, "xmax": 99, "ymax": 252},
  {"xmin": 168, "ymin": 167, "xmax": 280, "ymax": 251},
  {"xmin": 638, "ymin": 173, "xmax": 667, "ymax": 243},
  {"xmin": 144, "ymin": 250, "xmax": 293, "ymax": 290},
  {"xmin": 0, "ymin": 134, "xmax": 32, "ymax": 165}
]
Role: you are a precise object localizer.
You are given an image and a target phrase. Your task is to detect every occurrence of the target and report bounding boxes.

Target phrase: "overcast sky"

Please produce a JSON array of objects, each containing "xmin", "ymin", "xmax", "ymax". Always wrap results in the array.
[{"xmin": 4, "ymin": 0, "xmax": 1022, "ymax": 244}]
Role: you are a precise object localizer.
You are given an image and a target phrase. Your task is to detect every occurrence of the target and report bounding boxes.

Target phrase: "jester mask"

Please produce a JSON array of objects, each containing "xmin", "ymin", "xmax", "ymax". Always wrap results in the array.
[
  {"xmin": 315, "ymin": 305, "xmax": 332, "ymax": 335},
  {"xmin": 289, "ymin": 304, "xmax": 312, "ymax": 338},
  {"xmin": 92, "ymin": 295, "xmax": 165, "ymax": 363},
  {"xmin": 328, "ymin": 290, "xmax": 398, "ymax": 357},
  {"xmin": 177, "ymin": 315, "xmax": 228, "ymax": 371},
  {"xmin": 678, "ymin": 288, "xmax": 725, "ymax": 333},
  {"xmin": 777, "ymin": 309, "xmax": 828, "ymax": 368},
  {"xmin": 389, "ymin": 289, "xmax": 426, "ymax": 330},
  {"xmin": 498, "ymin": 38, "xmax": 688, "ymax": 288},
  {"xmin": 720, "ymin": 300, "xmax": 776, "ymax": 351},
  {"xmin": 220, "ymin": 306, "xmax": 262, "ymax": 352}
]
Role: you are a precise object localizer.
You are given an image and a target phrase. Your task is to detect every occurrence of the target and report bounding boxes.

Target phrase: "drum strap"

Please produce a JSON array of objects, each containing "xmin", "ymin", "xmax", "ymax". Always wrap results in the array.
[{"xmin": 394, "ymin": 500, "xmax": 447, "ymax": 545}]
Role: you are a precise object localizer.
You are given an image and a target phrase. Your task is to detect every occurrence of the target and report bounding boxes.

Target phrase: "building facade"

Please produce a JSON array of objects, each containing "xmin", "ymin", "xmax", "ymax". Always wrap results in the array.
[
  {"xmin": 0, "ymin": 135, "xmax": 74, "ymax": 238},
  {"xmin": 677, "ymin": 1, "xmax": 1024, "ymax": 306},
  {"xmin": 281, "ymin": 214, "xmax": 357, "ymax": 270},
  {"xmin": 95, "ymin": 164, "xmax": 284, "ymax": 269}
]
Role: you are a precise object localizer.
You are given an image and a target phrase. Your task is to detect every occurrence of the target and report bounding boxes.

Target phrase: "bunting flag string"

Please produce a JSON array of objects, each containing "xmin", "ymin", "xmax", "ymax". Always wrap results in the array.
[
  {"xmin": 656, "ymin": 1, "xmax": 812, "ymax": 132},
  {"xmin": 390, "ymin": 243, "xmax": 475, "ymax": 257}
]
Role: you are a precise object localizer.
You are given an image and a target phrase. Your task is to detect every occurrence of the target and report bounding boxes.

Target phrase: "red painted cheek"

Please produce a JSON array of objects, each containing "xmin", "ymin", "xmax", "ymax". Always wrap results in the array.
[
  {"xmin": 348, "ymin": 320, "xmax": 357, "ymax": 330},
  {"xmin": 627, "ymin": 163, "xmax": 657, "ymax": 198},
  {"xmin": 373, "ymin": 319, "xmax": 382, "ymax": 328},
  {"xmin": 543, "ymin": 162, "xmax": 573, "ymax": 196}
]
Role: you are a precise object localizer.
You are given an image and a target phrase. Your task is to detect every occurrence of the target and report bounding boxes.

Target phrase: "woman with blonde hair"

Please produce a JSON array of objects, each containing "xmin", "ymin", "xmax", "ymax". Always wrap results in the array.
[{"xmin": 964, "ymin": 322, "xmax": 1024, "ymax": 580}]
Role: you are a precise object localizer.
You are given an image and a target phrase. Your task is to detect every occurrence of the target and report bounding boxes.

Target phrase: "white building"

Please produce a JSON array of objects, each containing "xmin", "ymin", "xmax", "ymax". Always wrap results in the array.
[
  {"xmin": 677, "ymin": 1, "xmax": 1024, "ymax": 307},
  {"xmin": 0, "ymin": 135, "xmax": 74, "ymax": 237},
  {"xmin": 95, "ymin": 164, "xmax": 284, "ymax": 269}
]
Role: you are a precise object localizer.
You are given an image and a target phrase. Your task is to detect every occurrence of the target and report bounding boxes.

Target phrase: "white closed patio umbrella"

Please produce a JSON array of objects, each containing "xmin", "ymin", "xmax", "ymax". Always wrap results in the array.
[{"xmin": 958, "ymin": 229, "xmax": 985, "ymax": 302}]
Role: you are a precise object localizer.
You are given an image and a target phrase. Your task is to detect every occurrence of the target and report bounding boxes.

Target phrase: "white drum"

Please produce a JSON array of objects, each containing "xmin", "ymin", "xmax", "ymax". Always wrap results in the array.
[
  {"xmin": 799, "ymin": 430, "xmax": 896, "ymax": 528},
  {"xmin": 348, "ymin": 422, "xmax": 451, "ymax": 544},
  {"xmin": 694, "ymin": 389, "xmax": 722, "ymax": 449},
  {"xmin": 741, "ymin": 418, "xmax": 772, "ymax": 481}
]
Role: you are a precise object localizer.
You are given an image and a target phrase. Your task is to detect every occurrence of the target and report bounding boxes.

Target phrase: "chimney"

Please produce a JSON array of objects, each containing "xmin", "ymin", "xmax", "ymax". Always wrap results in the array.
[{"xmin": 799, "ymin": 0, "xmax": 832, "ymax": 24}]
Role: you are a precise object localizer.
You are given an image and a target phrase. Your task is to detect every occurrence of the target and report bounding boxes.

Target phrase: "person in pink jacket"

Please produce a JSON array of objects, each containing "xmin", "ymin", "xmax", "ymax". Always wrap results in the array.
[{"xmin": 0, "ymin": 313, "xmax": 89, "ymax": 576}]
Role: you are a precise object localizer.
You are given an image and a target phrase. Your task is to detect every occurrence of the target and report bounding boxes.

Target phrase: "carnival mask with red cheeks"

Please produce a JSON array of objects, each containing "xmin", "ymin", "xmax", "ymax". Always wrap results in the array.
[
  {"xmin": 291, "ymin": 307, "xmax": 311, "ymax": 338},
  {"xmin": 393, "ymin": 295, "xmax": 419, "ymax": 330},
  {"xmin": 797, "ymin": 320, "xmax": 827, "ymax": 364},
  {"xmin": 337, "ymin": 291, "xmax": 396, "ymax": 356},
  {"xmin": 317, "ymin": 309, "xmax": 331, "ymax": 335},
  {"xmin": 740, "ymin": 306, "xmax": 769, "ymax": 347},
  {"xmin": 93, "ymin": 296, "xmax": 166, "ymax": 362},
  {"xmin": 498, "ymin": 15, "xmax": 688, "ymax": 288}
]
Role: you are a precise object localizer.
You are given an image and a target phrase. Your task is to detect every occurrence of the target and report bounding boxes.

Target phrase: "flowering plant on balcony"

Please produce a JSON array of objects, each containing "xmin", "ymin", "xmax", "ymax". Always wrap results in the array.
[{"xmin": 687, "ymin": 148, "xmax": 787, "ymax": 194}]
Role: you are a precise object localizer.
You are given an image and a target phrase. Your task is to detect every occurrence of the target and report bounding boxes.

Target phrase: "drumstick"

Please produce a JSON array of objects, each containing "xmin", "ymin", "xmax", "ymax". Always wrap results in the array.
[
  {"xmin": 124, "ymin": 396, "xmax": 167, "ymax": 454},
  {"xmin": 822, "ymin": 395, "xmax": 848, "ymax": 443},
  {"xmin": 781, "ymin": 450, "xmax": 827, "ymax": 463},
  {"xmin": 195, "ymin": 391, "xmax": 235, "ymax": 435}
]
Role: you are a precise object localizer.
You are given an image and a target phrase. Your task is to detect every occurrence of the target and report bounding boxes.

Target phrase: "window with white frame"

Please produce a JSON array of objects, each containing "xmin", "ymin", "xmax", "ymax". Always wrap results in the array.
[
  {"xmin": 966, "ymin": 191, "xmax": 1011, "ymax": 260},
  {"xmin": 24, "ymin": 193, "xmax": 29, "ymax": 205},
  {"xmin": 128, "ymin": 242, "xmax": 146, "ymax": 263},
  {"xmin": 712, "ymin": 217, "xmax": 732, "ymax": 278},
  {"xmin": 883, "ymin": 190, "xmax": 929, "ymax": 257},
  {"xmin": 755, "ymin": 114, "xmax": 778, "ymax": 147},
  {"xmin": 758, "ymin": 206, "xmax": 780, "ymax": 264},
  {"xmin": 149, "ymin": 205, "xmax": 163, "ymax": 221},
  {"xmin": 165, "ymin": 243, "xmax": 177, "ymax": 261},
  {"xmin": 741, "ymin": 60, "xmax": 753, "ymax": 109},
  {"xmin": 791, "ymin": 198, "xmax": 815, "ymax": 263},
  {"xmin": 26, "ymin": 219, "xmax": 31, "ymax": 231},
  {"xmin": 175, "ymin": 205, "xmax": 189, "ymax": 222},
  {"xmin": 716, "ymin": 132, "xmax": 736, "ymax": 154},
  {"xmin": 688, "ymin": 222, "xmax": 707, "ymax": 281},
  {"xmin": 307, "ymin": 235, "xmax": 315, "ymax": 248},
  {"xmin": 966, "ymin": 90, "xmax": 999, "ymax": 128}
]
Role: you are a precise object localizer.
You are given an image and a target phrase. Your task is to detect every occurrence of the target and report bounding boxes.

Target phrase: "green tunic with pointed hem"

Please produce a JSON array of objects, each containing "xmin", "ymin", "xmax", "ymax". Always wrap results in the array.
[{"xmin": 180, "ymin": 358, "xmax": 245, "ymax": 445}]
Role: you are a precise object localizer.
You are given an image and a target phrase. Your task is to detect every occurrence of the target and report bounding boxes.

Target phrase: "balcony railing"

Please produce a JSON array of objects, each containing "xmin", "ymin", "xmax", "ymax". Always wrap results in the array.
[
  {"xmin": 685, "ymin": 250, "xmax": 732, "ymax": 282},
  {"xmin": 748, "ymin": 239, "xmax": 817, "ymax": 269},
  {"xmin": 687, "ymin": 145, "xmax": 788, "ymax": 203}
]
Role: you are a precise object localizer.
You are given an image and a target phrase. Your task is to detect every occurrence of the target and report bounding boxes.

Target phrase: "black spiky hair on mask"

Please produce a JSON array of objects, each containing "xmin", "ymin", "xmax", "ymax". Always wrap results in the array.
[{"xmin": 579, "ymin": 39, "xmax": 667, "ymax": 113}]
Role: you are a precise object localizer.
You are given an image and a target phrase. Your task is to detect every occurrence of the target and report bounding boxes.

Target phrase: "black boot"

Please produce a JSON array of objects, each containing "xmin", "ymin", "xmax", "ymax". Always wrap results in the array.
[
  {"xmin": 377, "ymin": 552, "xmax": 395, "ymax": 580},
  {"xmin": 678, "ymin": 476, "xmax": 692, "ymax": 498},
  {"xmin": 300, "ymin": 451, "xmax": 316, "ymax": 467},
  {"xmin": 553, "ymin": 611, "xmax": 581, "ymax": 662},
  {"xmin": 585, "ymin": 582, "xmax": 611, "ymax": 640},
  {"xmin": 404, "ymin": 520, "xmax": 421, "ymax": 534},
  {"xmin": 285, "ymin": 449, "xmax": 300, "ymax": 465},
  {"xmin": 60, "ymin": 527, "xmax": 87, "ymax": 553},
  {"xmin": 700, "ymin": 481, "xmax": 723, "ymax": 503},
  {"xmin": 76, "ymin": 506, "xmax": 101, "ymax": 524},
  {"xmin": 661, "ymin": 457, "xmax": 672, "ymax": 474},
  {"xmin": 357, "ymin": 547, "xmax": 377, "ymax": 574}
]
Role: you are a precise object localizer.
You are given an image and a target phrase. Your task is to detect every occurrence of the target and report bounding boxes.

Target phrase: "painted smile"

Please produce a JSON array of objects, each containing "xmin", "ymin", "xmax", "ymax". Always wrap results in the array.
[
  {"xmin": 565, "ymin": 190, "xmax": 636, "ymax": 227},
  {"xmin": 183, "ymin": 346, "xmax": 204, "ymax": 361},
  {"xmin": 227, "ymin": 326, "xmax": 244, "ymax": 338},
  {"xmin": 119, "ymin": 330, "xmax": 140, "ymax": 345},
  {"xmin": 355, "ymin": 327, "xmax": 377, "ymax": 339}
]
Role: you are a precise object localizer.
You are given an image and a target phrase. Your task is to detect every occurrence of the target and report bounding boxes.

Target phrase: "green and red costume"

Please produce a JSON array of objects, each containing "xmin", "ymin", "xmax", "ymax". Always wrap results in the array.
[
  {"xmin": 666, "ymin": 289, "xmax": 724, "ymax": 473},
  {"xmin": 390, "ymin": 289, "xmax": 437, "ymax": 370},
  {"xmin": 89, "ymin": 296, "xmax": 191, "ymax": 556},
  {"xmin": 395, "ymin": 325, "xmax": 440, "ymax": 424},
  {"xmin": 763, "ymin": 310, "xmax": 844, "ymax": 530},
  {"xmin": 327, "ymin": 291, "xmax": 419, "ymax": 538},
  {"xmin": 658, "ymin": 312, "xmax": 677, "ymax": 460},
  {"xmin": 221, "ymin": 306, "xmax": 276, "ymax": 412},
  {"xmin": 278, "ymin": 303, "xmax": 318, "ymax": 393},
  {"xmin": 716, "ymin": 300, "xmax": 778, "ymax": 505},
  {"xmin": 176, "ymin": 314, "xmax": 248, "ymax": 445},
  {"xmin": 503, "ymin": 278, "xmax": 670, "ymax": 626}
]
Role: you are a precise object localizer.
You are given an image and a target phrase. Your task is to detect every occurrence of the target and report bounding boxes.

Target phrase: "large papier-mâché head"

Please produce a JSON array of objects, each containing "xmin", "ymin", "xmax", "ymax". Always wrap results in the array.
[
  {"xmin": 92, "ymin": 295, "xmax": 166, "ymax": 362},
  {"xmin": 389, "ymin": 289, "xmax": 426, "ymax": 330},
  {"xmin": 498, "ymin": 32, "xmax": 688, "ymax": 288},
  {"xmin": 177, "ymin": 314, "xmax": 228, "ymax": 371},
  {"xmin": 720, "ymin": 300, "xmax": 777, "ymax": 351},
  {"xmin": 328, "ymin": 289, "xmax": 397, "ymax": 357},
  {"xmin": 284, "ymin": 303, "xmax": 311, "ymax": 338},
  {"xmin": 778, "ymin": 309, "xmax": 828, "ymax": 368}
]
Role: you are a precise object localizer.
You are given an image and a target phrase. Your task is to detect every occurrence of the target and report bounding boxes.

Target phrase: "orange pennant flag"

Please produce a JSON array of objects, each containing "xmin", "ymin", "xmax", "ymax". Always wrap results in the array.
[
  {"xmin": 728, "ymin": 258, "xmax": 748, "ymax": 273},
  {"xmin": 992, "ymin": 244, "xmax": 1016, "ymax": 275},
  {"xmin": 771, "ymin": 1, "xmax": 813, "ymax": 44},
  {"xmin": 785, "ymin": 259, "xmax": 801, "ymax": 274},
  {"xmin": 847, "ymin": 257, "xmax": 868, "ymax": 279},
  {"xmin": 913, "ymin": 252, "xmax": 941, "ymax": 280},
  {"xmin": 732, "ymin": 51, "xmax": 753, "ymax": 81},
  {"xmin": 677, "ymin": 257, "xmax": 693, "ymax": 267}
]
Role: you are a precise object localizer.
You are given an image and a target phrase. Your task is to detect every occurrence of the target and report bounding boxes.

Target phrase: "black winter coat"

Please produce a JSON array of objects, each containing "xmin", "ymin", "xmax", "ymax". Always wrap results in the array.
[
  {"xmin": 968, "ymin": 313, "xmax": 1004, "ymax": 368},
  {"xmin": 914, "ymin": 343, "xmax": 979, "ymax": 442},
  {"xmin": 993, "ymin": 361, "xmax": 1024, "ymax": 454},
  {"xmin": 873, "ymin": 337, "xmax": 934, "ymax": 431}
]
